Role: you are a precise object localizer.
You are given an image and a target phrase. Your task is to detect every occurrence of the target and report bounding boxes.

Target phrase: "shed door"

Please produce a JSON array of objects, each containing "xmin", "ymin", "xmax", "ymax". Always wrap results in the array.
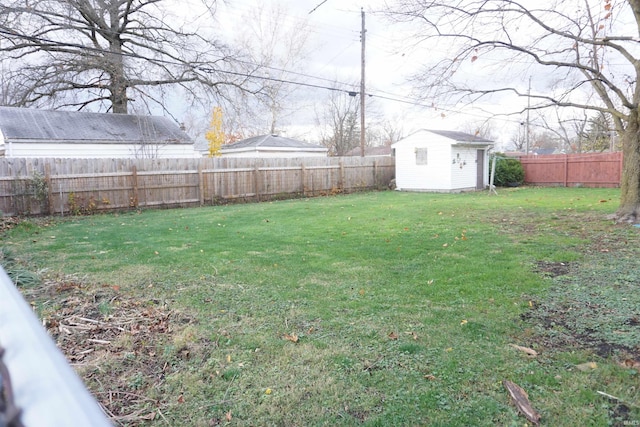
[{"xmin": 476, "ymin": 150, "xmax": 485, "ymax": 189}]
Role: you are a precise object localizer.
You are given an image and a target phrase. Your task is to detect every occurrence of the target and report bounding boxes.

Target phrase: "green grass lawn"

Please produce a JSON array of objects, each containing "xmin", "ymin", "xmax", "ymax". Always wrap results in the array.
[{"xmin": 3, "ymin": 187, "xmax": 640, "ymax": 426}]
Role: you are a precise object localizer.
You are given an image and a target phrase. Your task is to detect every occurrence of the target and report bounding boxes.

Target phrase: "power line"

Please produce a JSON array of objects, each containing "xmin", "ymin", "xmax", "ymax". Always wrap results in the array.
[
  {"xmin": 309, "ymin": 0, "xmax": 329, "ymax": 14},
  {"xmin": 0, "ymin": 27, "xmax": 527, "ymax": 125}
]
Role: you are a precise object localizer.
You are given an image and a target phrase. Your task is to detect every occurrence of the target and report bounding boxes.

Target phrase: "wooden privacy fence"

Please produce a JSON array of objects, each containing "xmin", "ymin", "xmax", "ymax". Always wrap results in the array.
[
  {"xmin": 518, "ymin": 152, "xmax": 623, "ymax": 188},
  {"xmin": 0, "ymin": 156, "xmax": 395, "ymax": 216}
]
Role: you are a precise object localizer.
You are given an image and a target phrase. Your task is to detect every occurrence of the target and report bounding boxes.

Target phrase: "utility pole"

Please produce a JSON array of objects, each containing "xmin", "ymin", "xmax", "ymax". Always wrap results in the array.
[
  {"xmin": 360, "ymin": 8, "xmax": 366, "ymax": 157},
  {"xmin": 525, "ymin": 76, "xmax": 531, "ymax": 155}
]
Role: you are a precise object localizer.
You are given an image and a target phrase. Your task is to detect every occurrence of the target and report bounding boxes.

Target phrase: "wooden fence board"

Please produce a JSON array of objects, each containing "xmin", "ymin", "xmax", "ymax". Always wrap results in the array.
[
  {"xmin": 0, "ymin": 157, "xmax": 395, "ymax": 216},
  {"xmin": 519, "ymin": 152, "xmax": 622, "ymax": 188}
]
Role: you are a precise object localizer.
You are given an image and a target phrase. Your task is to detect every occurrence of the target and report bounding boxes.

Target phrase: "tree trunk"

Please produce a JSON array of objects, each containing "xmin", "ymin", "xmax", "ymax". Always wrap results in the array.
[
  {"xmin": 108, "ymin": 5, "xmax": 128, "ymax": 114},
  {"xmin": 109, "ymin": 72, "xmax": 128, "ymax": 114},
  {"xmin": 617, "ymin": 108, "xmax": 640, "ymax": 222},
  {"xmin": 107, "ymin": 34, "xmax": 128, "ymax": 114}
]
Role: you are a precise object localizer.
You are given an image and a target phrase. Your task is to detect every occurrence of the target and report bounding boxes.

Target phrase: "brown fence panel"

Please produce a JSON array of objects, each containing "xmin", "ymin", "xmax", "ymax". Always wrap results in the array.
[
  {"xmin": 519, "ymin": 152, "xmax": 622, "ymax": 188},
  {"xmin": 0, "ymin": 156, "xmax": 395, "ymax": 216}
]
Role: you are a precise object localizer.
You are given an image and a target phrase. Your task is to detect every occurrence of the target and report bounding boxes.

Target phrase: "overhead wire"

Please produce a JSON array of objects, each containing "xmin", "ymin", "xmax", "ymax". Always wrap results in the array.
[{"xmin": 0, "ymin": 27, "xmax": 527, "ymax": 125}]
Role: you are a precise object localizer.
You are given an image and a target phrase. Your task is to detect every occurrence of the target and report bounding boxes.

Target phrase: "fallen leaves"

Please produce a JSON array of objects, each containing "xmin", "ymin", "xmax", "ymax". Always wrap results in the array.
[
  {"xmin": 509, "ymin": 344, "xmax": 538, "ymax": 357},
  {"xmin": 575, "ymin": 361, "xmax": 598, "ymax": 371},
  {"xmin": 24, "ymin": 277, "xmax": 195, "ymax": 424},
  {"xmin": 503, "ymin": 380, "xmax": 541, "ymax": 425},
  {"xmin": 619, "ymin": 358, "xmax": 640, "ymax": 370},
  {"xmin": 283, "ymin": 333, "xmax": 299, "ymax": 343},
  {"xmin": 388, "ymin": 331, "xmax": 398, "ymax": 340},
  {"xmin": 405, "ymin": 331, "xmax": 418, "ymax": 340}
]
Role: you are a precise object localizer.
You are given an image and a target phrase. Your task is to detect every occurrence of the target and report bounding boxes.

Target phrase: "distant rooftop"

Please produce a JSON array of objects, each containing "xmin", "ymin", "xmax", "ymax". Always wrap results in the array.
[
  {"xmin": 0, "ymin": 106, "xmax": 192, "ymax": 144},
  {"xmin": 222, "ymin": 134, "xmax": 326, "ymax": 151},
  {"xmin": 344, "ymin": 145, "xmax": 392, "ymax": 156}
]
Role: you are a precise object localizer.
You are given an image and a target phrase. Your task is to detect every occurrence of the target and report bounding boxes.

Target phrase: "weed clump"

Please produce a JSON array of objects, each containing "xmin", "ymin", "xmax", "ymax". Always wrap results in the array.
[{"xmin": 0, "ymin": 246, "xmax": 41, "ymax": 287}]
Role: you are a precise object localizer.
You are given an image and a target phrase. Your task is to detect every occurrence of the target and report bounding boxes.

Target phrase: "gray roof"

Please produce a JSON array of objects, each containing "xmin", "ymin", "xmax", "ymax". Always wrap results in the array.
[
  {"xmin": 222, "ymin": 134, "xmax": 326, "ymax": 151},
  {"xmin": 426, "ymin": 129, "xmax": 493, "ymax": 143},
  {"xmin": 0, "ymin": 106, "xmax": 192, "ymax": 144},
  {"xmin": 344, "ymin": 145, "xmax": 392, "ymax": 156}
]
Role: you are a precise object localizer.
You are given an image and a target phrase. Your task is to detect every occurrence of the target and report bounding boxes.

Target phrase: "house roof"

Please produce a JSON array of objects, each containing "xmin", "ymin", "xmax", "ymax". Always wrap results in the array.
[
  {"xmin": 343, "ymin": 145, "xmax": 392, "ymax": 156},
  {"xmin": 221, "ymin": 134, "xmax": 327, "ymax": 152},
  {"xmin": 392, "ymin": 129, "xmax": 494, "ymax": 147},
  {"xmin": 0, "ymin": 106, "xmax": 192, "ymax": 144}
]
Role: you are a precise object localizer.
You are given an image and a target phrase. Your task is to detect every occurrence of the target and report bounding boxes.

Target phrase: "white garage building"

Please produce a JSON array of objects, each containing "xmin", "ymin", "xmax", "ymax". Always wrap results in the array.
[{"xmin": 0, "ymin": 106, "xmax": 199, "ymax": 158}]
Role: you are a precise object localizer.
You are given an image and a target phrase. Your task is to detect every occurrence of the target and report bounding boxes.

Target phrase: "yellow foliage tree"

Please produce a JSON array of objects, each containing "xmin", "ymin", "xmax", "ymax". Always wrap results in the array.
[{"xmin": 205, "ymin": 107, "xmax": 225, "ymax": 157}]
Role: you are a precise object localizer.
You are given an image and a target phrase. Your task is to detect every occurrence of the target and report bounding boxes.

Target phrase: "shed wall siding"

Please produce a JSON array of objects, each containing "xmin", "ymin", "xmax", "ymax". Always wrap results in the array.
[
  {"xmin": 393, "ymin": 132, "xmax": 452, "ymax": 191},
  {"xmin": 451, "ymin": 147, "xmax": 480, "ymax": 190},
  {"xmin": 392, "ymin": 130, "xmax": 492, "ymax": 192}
]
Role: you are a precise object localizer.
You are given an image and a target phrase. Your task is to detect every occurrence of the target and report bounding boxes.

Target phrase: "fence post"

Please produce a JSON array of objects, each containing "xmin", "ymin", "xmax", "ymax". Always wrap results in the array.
[
  {"xmin": 300, "ymin": 164, "xmax": 306, "ymax": 196},
  {"xmin": 254, "ymin": 163, "xmax": 261, "ymax": 201},
  {"xmin": 563, "ymin": 154, "xmax": 569, "ymax": 187},
  {"xmin": 373, "ymin": 160, "xmax": 378, "ymax": 189},
  {"xmin": 198, "ymin": 163, "xmax": 204, "ymax": 207},
  {"xmin": 44, "ymin": 163, "xmax": 53, "ymax": 215},
  {"xmin": 211, "ymin": 159, "xmax": 218, "ymax": 203},
  {"xmin": 339, "ymin": 159, "xmax": 345, "ymax": 191},
  {"xmin": 131, "ymin": 165, "xmax": 139, "ymax": 208}
]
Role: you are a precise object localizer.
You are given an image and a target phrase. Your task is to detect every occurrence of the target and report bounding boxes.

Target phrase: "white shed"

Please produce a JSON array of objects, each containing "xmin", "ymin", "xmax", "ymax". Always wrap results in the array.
[
  {"xmin": 391, "ymin": 129, "xmax": 494, "ymax": 192},
  {"xmin": 0, "ymin": 106, "xmax": 199, "ymax": 158},
  {"xmin": 220, "ymin": 134, "xmax": 328, "ymax": 158}
]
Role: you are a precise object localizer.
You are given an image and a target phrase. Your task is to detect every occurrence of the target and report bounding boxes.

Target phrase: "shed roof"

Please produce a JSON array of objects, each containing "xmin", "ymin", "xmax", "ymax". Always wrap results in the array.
[
  {"xmin": 0, "ymin": 106, "xmax": 192, "ymax": 144},
  {"xmin": 222, "ymin": 134, "xmax": 326, "ymax": 152},
  {"xmin": 426, "ymin": 129, "xmax": 493, "ymax": 144},
  {"xmin": 392, "ymin": 129, "xmax": 494, "ymax": 148}
]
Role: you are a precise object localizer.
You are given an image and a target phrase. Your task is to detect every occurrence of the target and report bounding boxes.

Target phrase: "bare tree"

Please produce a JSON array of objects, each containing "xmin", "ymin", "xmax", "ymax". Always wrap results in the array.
[
  {"xmin": 366, "ymin": 118, "xmax": 405, "ymax": 148},
  {"xmin": 580, "ymin": 111, "xmax": 617, "ymax": 152},
  {"xmin": 534, "ymin": 108, "xmax": 584, "ymax": 153},
  {"xmin": 0, "ymin": 0, "xmax": 245, "ymax": 114},
  {"xmin": 508, "ymin": 126, "xmax": 527, "ymax": 152},
  {"xmin": 386, "ymin": 0, "xmax": 640, "ymax": 221},
  {"xmin": 316, "ymin": 91, "xmax": 360, "ymax": 156},
  {"xmin": 229, "ymin": 2, "xmax": 313, "ymax": 136},
  {"xmin": 460, "ymin": 120, "xmax": 497, "ymax": 141}
]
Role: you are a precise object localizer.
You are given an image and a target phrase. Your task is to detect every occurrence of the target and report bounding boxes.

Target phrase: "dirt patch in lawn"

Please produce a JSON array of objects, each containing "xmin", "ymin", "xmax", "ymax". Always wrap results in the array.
[
  {"xmin": 524, "ymin": 224, "xmax": 640, "ymax": 361},
  {"xmin": 533, "ymin": 261, "xmax": 573, "ymax": 277},
  {"xmin": 21, "ymin": 277, "xmax": 206, "ymax": 426}
]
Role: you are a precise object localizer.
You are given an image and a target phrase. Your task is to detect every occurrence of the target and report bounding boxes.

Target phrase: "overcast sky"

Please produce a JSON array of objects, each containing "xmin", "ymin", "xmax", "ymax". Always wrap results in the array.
[
  {"xmin": 192, "ymin": 0, "xmax": 635, "ymax": 148},
  {"xmin": 207, "ymin": 0, "xmax": 506, "ymax": 142}
]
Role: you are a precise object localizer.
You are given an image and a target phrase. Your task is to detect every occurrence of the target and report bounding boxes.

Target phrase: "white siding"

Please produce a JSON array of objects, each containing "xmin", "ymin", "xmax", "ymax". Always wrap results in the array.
[
  {"xmin": 391, "ymin": 129, "xmax": 493, "ymax": 192},
  {"xmin": 450, "ymin": 147, "xmax": 479, "ymax": 190},
  {"xmin": 4, "ymin": 142, "xmax": 200, "ymax": 158},
  {"xmin": 393, "ymin": 131, "xmax": 452, "ymax": 191},
  {"xmin": 221, "ymin": 149, "xmax": 327, "ymax": 158}
]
